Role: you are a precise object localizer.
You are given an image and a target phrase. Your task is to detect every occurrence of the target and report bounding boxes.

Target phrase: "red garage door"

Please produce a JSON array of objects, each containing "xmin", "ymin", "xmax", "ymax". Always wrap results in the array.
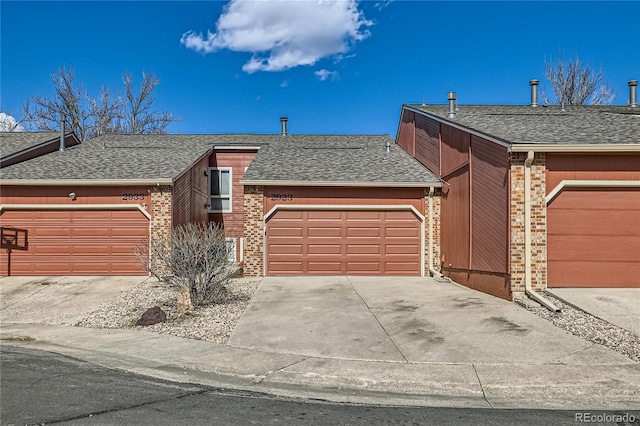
[
  {"xmin": 547, "ymin": 188, "xmax": 640, "ymax": 288},
  {"xmin": 266, "ymin": 209, "xmax": 422, "ymax": 275},
  {"xmin": 0, "ymin": 209, "xmax": 149, "ymax": 276}
]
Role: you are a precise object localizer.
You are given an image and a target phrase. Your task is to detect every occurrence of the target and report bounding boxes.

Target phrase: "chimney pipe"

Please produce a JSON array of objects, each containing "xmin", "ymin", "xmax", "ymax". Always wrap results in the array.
[
  {"xmin": 280, "ymin": 116, "xmax": 288, "ymax": 136},
  {"xmin": 59, "ymin": 114, "xmax": 66, "ymax": 152},
  {"xmin": 629, "ymin": 80, "xmax": 638, "ymax": 108},
  {"xmin": 529, "ymin": 79, "xmax": 539, "ymax": 107},
  {"xmin": 447, "ymin": 92, "xmax": 457, "ymax": 118}
]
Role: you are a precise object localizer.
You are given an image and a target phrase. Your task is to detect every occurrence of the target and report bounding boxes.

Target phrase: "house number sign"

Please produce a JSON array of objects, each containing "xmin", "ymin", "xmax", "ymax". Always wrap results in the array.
[
  {"xmin": 270, "ymin": 194, "xmax": 294, "ymax": 201},
  {"xmin": 122, "ymin": 193, "xmax": 146, "ymax": 200}
]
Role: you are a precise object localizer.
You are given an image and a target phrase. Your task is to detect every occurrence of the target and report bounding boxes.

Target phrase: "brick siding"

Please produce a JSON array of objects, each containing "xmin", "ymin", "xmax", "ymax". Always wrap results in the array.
[
  {"xmin": 243, "ymin": 185, "xmax": 264, "ymax": 277},
  {"xmin": 425, "ymin": 189, "xmax": 442, "ymax": 275},
  {"xmin": 510, "ymin": 152, "xmax": 547, "ymax": 292}
]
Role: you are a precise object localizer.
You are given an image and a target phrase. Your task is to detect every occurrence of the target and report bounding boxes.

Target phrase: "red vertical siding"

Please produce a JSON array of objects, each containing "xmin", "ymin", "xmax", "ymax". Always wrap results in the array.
[
  {"xmin": 440, "ymin": 125, "xmax": 470, "ymax": 270},
  {"xmin": 470, "ymin": 136, "xmax": 509, "ymax": 273},
  {"xmin": 414, "ymin": 114, "xmax": 440, "ymax": 175},
  {"xmin": 208, "ymin": 150, "xmax": 258, "ymax": 238},
  {"xmin": 397, "ymin": 110, "xmax": 415, "ymax": 156},
  {"xmin": 172, "ymin": 171, "xmax": 191, "ymax": 227}
]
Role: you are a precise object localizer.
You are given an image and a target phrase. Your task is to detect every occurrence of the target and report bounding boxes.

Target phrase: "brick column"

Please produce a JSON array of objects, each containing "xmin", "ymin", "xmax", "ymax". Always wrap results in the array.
[
  {"xmin": 424, "ymin": 189, "xmax": 442, "ymax": 276},
  {"xmin": 243, "ymin": 185, "xmax": 264, "ymax": 277},
  {"xmin": 150, "ymin": 185, "xmax": 172, "ymax": 239},
  {"xmin": 510, "ymin": 153, "xmax": 547, "ymax": 292}
]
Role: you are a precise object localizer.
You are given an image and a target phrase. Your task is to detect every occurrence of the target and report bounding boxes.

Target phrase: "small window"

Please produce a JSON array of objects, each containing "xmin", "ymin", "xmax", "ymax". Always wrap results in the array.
[
  {"xmin": 209, "ymin": 167, "xmax": 232, "ymax": 212},
  {"xmin": 226, "ymin": 237, "xmax": 237, "ymax": 262}
]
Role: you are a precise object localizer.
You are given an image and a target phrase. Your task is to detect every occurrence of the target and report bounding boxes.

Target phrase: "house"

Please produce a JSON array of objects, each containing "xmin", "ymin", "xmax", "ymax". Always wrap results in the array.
[
  {"xmin": 395, "ymin": 80, "xmax": 640, "ymax": 300},
  {"xmin": 0, "ymin": 127, "xmax": 442, "ymax": 277}
]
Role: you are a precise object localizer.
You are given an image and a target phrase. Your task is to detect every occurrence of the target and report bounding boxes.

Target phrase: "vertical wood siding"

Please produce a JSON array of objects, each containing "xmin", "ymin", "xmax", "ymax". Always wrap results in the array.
[
  {"xmin": 172, "ymin": 171, "xmax": 191, "ymax": 227},
  {"xmin": 440, "ymin": 126, "xmax": 470, "ymax": 270},
  {"xmin": 470, "ymin": 136, "xmax": 509, "ymax": 273},
  {"xmin": 397, "ymin": 110, "xmax": 415, "ymax": 156},
  {"xmin": 414, "ymin": 114, "xmax": 440, "ymax": 176}
]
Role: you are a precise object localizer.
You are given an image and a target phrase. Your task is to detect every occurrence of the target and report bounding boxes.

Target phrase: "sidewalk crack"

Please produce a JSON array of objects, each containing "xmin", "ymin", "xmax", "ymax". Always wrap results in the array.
[
  {"xmin": 346, "ymin": 276, "xmax": 408, "ymax": 363},
  {"xmin": 251, "ymin": 357, "xmax": 309, "ymax": 384},
  {"xmin": 472, "ymin": 364, "xmax": 494, "ymax": 409}
]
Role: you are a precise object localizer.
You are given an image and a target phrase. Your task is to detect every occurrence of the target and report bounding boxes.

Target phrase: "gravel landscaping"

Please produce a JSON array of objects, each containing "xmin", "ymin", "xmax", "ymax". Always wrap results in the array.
[
  {"xmin": 518, "ymin": 291, "xmax": 640, "ymax": 363},
  {"xmin": 75, "ymin": 278, "xmax": 260, "ymax": 344}
]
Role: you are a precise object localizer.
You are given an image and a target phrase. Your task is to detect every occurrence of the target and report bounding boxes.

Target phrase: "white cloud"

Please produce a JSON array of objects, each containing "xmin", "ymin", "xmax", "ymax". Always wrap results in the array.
[
  {"xmin": 280, "ymin": 79, "xmax": 291, "ymax": 87},
  {"xmin": 314, "ymin": 69, "xmax": 338, "ymax": 81},
  {"xmin": 181, "ymin": 0, "xmax": 372, "ymax": 73},
  {"xmin": 0, "ymin": 112, "xmax": 25, "ymax": 132}
]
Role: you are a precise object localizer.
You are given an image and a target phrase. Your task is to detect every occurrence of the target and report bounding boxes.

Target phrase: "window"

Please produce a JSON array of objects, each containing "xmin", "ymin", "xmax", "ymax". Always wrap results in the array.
[{"xmin": 208, "ymin": 167, "xmax": 232, "ymax": 212}]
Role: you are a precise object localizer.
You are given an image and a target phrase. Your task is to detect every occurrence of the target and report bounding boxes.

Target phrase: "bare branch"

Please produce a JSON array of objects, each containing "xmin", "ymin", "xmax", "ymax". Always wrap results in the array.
[
  {"xmin": 544, "ymin": 53, "xmax": 617, "ymax": 106},
  {"xmin": 20, "ymin": 66, "xmax": 177, "ymax": 141}
]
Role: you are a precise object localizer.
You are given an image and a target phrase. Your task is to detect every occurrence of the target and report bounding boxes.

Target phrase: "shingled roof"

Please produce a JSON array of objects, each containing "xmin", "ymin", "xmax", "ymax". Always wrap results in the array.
[
  {"xmin": 2, "ymin": 133, "xmax": 439, "ymax": 186},
  {"xmin": 242, "ymin": 135, "xmax": 441, "ymax": 186},
  {"xmin": 0, "ymin": 132, "xmax": 61, "ymax": 158},
  {"xmin": 406, "ymin": 104, "xmax": 640, "ymax": 146},
  {"xmin": 0, "ymin": 134, "xmax": 218, "ymax": 181}
]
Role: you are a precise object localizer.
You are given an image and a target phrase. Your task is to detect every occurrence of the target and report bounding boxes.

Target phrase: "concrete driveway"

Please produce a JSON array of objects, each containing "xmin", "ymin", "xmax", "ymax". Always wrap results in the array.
[
  {"xmin": 228, "ymin": 276, "xmax": 632, "ymax": 365},
  {"xmin": 0, "ymin": 276, "xmax": 148, "ymax": 325}
]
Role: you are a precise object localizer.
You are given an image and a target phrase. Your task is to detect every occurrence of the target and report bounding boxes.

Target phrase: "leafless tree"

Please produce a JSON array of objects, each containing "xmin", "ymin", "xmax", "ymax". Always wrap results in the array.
[
  {"xmin": 118, "ymin": 72, "xmax": 175, "ymax": 135},
  {"xmin": 22, "ymin": 66, "xmax": 177, "ymax": 140},
  {"xmin": 0, "ymin": 112, "xmax": 26, "ymax": 132},
  {"xmin": 542, "ymin": 54, "xmax": 616, "ymax": 106},
  {"xmin": 135, "ymin": 223, "xmax": 238, "ymax": 309}
]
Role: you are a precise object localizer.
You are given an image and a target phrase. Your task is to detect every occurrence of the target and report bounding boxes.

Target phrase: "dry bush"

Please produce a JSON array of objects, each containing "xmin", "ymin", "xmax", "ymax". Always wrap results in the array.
[{"xmin": 136, "ymin": 223, "xmax": 238, "ymax": 308}]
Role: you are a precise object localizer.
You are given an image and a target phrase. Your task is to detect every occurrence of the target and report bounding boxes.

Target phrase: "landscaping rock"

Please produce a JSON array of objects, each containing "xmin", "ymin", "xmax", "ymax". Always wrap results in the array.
[{"xmin": 136, "ymin": 306, "xmax": 167, "ymax": 326}]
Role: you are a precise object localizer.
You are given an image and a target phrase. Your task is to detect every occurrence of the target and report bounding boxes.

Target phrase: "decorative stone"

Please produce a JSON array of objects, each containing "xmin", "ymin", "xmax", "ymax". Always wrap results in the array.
[
  {"xmin": 136, "ymin": 306, "xmax": 166, "ymax": 326},
  {"xmin": 176, "ymin": 285, "xmax": 193, "ymax": 313}
]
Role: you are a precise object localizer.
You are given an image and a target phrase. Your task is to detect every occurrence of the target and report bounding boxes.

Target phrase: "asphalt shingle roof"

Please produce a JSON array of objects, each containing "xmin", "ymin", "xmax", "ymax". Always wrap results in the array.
[
  {"xmin": 0, "ymin": 135, "xmax": 219, "ymax": 181},
  {"xmin": 1, "ymin": 133, "xmax": 440, "ymax": 185},
  {"xmin": 242, "ymin": 135, "xmax": 440, "ymax": 185},
  {"xmin": 408, "ymin": 105, "xmax": 640, "ymax": 145},
  {"xmin": 0, "ymin": 132, "xmax": 60, "ymax": 159}
]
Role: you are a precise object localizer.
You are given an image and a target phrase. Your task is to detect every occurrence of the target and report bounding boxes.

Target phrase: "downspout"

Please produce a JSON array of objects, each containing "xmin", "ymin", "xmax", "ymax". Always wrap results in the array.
[
  {"xmin": 428, "ymin": 186, "xmax": 447, "ymax": 281},
  {"xmin": 524, "ymin": 151, "xmax": 559, "ymax": 312}
]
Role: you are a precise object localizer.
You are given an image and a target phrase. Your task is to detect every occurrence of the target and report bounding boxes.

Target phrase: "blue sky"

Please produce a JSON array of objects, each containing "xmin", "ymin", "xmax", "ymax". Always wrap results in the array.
[{"xmin": 1, "ymin": 1, "xmax": 638, "ymax": 136}]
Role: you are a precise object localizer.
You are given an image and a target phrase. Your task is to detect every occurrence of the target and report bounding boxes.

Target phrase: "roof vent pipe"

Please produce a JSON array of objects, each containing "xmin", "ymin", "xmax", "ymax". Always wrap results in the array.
[
  {"xmin": 447, "ymin": 92, "xmax": 457, "ymax": 118},
  {"xmin": 529, "ymin": 79, "xmax": 539, "ymax": 107},
  {"xmin": 385, "ymin": 139, "xmax": 391, "ymax": 153},
  {"xmin": 629, "ymin": 80, "xmax": 638, "ymax": 108},
  {"xmin": 280, "ymin": 116, "xmax": 288, "ymax": 136},
  {"xmin": 59, "ymin": 114, "xmax": 66, "ymax": 152}
]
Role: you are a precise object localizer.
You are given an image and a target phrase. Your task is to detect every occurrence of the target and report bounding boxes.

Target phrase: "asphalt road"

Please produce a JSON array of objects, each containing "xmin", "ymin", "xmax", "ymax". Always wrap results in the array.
[{"xmin": 1, "ymin": 346, "xmax": 637, "ymax": 426}]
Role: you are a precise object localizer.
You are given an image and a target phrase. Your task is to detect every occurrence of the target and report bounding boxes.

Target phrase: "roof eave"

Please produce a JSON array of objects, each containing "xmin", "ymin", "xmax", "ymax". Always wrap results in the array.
[
  {"xmin": 402, "ymin": 105, "xmax": 511, "ymax": 149},
  {"xmin": 0, "ymin": 179, "xmax": 174, "ymax": 186},
  {"xmin": 510, "ymin": 143, "xmax": 640, "ymax": 153},
  {"xmin": 240, "ymin": 179, "xmax": 442, "ymax": 188}
]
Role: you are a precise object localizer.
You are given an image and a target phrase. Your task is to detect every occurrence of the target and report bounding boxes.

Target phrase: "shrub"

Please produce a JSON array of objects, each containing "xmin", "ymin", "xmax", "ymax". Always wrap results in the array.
[{"xmin": 136, "ymin": 223, "xmax": 238, "ymax": 309}]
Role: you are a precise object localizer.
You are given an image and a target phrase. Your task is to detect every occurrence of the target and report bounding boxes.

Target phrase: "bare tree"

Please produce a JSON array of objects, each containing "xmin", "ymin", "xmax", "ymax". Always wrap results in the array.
[
  {"xmin": 542, "ymin": 54, "xmax": 616, "ymax": 106},
  {"xmin": 22, "ymin": 66, "xmax": 177, "ymax": 140},
  {"xmin": 119, "ymin": 72, "xmax": 175, "ymax": 135},
  {"xmin": 0, "ymin": 112, "xmax": 26, "ymax": 132},
  {"xmin": 23, "ymin": 67, "xmax": 92, "ymax": 140},
  {"xmin": 136, "ymin": 223, "xmax": 238, "ymax": 310}
]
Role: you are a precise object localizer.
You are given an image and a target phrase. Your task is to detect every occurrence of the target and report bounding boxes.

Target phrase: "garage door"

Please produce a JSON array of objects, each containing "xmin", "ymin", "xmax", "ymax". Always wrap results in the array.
[
  {"xmin": 266, "ymin": 209, "xmax": 422, "ymax": 275},
  {"xmin": 547, "ymin": 188, "xmax": 640, "ymax": 287},
  {"xmin": 0, "ymin": 209, "xmax": 149, "ymax": 276}
]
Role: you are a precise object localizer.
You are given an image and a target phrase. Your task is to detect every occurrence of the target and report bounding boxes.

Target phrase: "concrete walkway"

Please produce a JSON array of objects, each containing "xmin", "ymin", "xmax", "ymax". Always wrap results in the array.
[{"xmin": 1, "ymin": 276, "xmax": 639, "ymax": 410}]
